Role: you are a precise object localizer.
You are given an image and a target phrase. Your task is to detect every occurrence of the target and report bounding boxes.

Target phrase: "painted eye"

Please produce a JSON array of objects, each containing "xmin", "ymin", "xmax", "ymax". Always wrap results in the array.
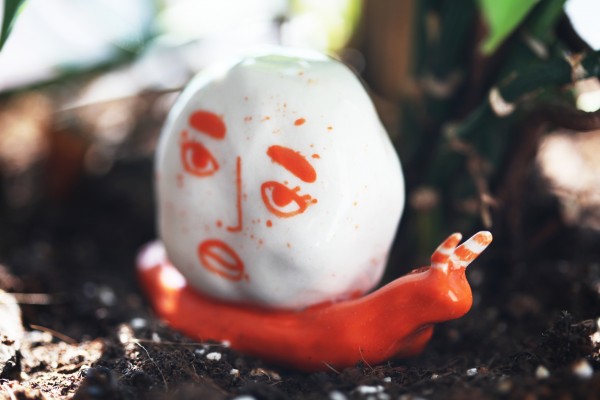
[
  {"xmin": 181, "ymin": 139, "xmax": 219, "ymax": 177},
  {"xmin": 261, "ymin": 181, "xmax": 314, "ymax": 218}
]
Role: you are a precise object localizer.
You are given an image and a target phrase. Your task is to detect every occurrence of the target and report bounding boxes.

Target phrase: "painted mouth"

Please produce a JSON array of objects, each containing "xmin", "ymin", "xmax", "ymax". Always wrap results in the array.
[{"xmin": 197, "ymin": 239, "xmax": 245, "ymax": 281}]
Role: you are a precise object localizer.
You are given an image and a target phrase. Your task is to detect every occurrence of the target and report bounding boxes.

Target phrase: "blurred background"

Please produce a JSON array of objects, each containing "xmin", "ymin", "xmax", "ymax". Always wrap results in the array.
[{"xmin": 1, "ymin": 0, "xmax": 600, "ymax": 278}]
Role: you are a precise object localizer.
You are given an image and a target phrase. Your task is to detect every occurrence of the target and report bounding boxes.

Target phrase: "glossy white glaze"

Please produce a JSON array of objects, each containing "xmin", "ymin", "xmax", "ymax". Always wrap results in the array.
[{"xmin": 156, "ymin": 48, "xmax": 404, "ymax": 309}]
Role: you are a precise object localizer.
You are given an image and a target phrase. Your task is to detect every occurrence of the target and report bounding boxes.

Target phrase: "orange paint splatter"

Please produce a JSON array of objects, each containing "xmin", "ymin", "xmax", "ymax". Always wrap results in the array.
[
  {"xmin": 261, "ymin": 182, "xmax": 315, "ymax": 218},
  {"xmin": 244, "ymin": 116, "xmax": 253, "ymax": 122},
  {"xmin": 266, "ymin": 220, "xmax": 273, "ymax": 228},
  {"xmin": 216, "ymin": 220, "xmax": 223, "ymax": 228},
  {"xmin": 197, "ymin": 239, "xmax": 245, "ymax": 281},
  {"xmin": 180, "ymin": 136, "xmax": 219, "ymax": 177},
  {"xmin": 189, "ymin": 110, "xmax": 226, "ymax": 139},
  {"xmin": 294, "ymin": 118, "xmax": 306, "ymax": 126},
  {"xmin": 312, "ymin": 154, "xmax": 320, "ymax": 159},
  {"xmin": 266, "ymin": 145, "xmax": 316, "ymax": 183},
  {"xmin": 327, "ymin": 126, "xmax": 333, "ymax": 131},
  {"xmin": 226, "ymin": 157, "xmax": 243, "ymax": 233},
  {"xmin": 287, "ymin": 243, "xmax": 292, "ymax": 248},
  {"xmin": 261, "ymin": 116, "xmax": 271, "ymax": 122}
]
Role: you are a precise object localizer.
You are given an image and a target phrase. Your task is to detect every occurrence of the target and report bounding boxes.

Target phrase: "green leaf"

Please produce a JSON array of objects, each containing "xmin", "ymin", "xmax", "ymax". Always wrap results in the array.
[
  {"xmin": 1, "ymin": 0, "xmax": 27, "ymax": 51},
  {"xmin": 526, "ymin": 0, "xmax": 566, "ymax": 42},
  {"xmin": 478, "ymin": 0, "xmax": 539, "ymax": 54}
]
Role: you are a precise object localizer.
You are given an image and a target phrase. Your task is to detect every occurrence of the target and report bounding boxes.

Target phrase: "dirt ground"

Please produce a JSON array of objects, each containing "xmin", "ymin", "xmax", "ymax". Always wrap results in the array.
[
  {"xmin": 0, "ymin": 78, "xmax": 596, "ymax": 400},
  {"xmin": 0, "ymin": 149, "xmax": 598, "ymax": 400}
]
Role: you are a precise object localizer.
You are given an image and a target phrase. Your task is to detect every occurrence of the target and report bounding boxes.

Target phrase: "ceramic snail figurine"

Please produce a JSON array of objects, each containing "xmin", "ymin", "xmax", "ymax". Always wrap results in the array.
[{"xmin": 137, "ymin": 48, "xmax": 493, "ymax": 371}]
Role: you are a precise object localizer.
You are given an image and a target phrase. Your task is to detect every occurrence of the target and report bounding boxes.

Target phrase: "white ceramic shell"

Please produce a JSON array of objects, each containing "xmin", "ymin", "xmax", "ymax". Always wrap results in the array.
[{"xmin": 156, "ymin": 48, "xmax": 404, "ymax": 309}]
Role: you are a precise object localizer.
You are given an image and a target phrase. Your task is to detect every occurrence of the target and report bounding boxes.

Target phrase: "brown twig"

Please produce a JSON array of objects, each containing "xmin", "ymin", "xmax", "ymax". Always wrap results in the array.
[
  {"xmin": 28, "ymin": 324, "xmax": 76, "ymax": 345},
  {"xmin": 537, "ymin": 103, "xmax": 600, "ymax": 132},
  {"xmin": 447, "ymin": 134, "xmax": 498, "ymax": 228}
]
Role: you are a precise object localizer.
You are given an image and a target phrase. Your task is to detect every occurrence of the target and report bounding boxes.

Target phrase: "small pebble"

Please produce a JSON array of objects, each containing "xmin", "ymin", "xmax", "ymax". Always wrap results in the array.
[
  {"xmin": 230, "ymin": 369, "xmax": 240, "ymax": 377},
  {"xmin": 383, "ymin": 376, "xmax": 392, "ymax": 383},
  {"xmin": 206, "ymin": 352, "xmax": 222, "ymax": 361},
  {"xmin": 356, "ymin": 385, "xmax": 384, "ymax": 394},
  {"xmin": 591, "ymin": 331, "xmax": 600, "ymax": 344},
  {"xmin": 572, "ymin": 359, "xmax": 593, "ymax": 379},
  {"xmin": 535, "ymin": 365, "xmax": 550, "ymax": 379},
  {"xmin": 98, "ymin": 286, "xmax": 116, "ymax": 306},
  {"xmin": 431, "ymin": 373, "xmax": 439, "ymax": 380},
  {"xmin": 329, "ymin": 390, "xmax": 348, "ymax": 400},
  {"xmin": 232, "ymin": 396, "xmax": 256, "ymax": 400},
  {"xmin": 130, "ymin": 318, "xmax": 147, "ymax": 329},
  {"xmin": 466, "ymin": 367, "xmax": 478, "ymax": 376},
  {"xmin": 195, "ymin": 348, "xmax": 206, "ymax": 356}
]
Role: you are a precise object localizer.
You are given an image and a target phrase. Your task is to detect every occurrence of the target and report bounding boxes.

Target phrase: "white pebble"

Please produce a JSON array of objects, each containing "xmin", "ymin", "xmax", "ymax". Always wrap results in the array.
[
  {"xmin": 356, "ymin": 385, "xmax": 384, "ymax": 394},
  {"xmin": 431, "ymin": 373, "xmax": 439, "ymax": 380},
  {"xmin": 232, "ymin": 396, "xmax": 256, "ymax": 400},
  {"xmin": 329, "ymin": 390, "xmax": 348, "ymax": 400},
  {"xmin": 383, "ymin": 377, "xmax": 392, "ymax": 383},
  {"xmin": 206, "ymin": 352, "xmax": 222, "ymax": 361},
  {"xmin": 230, "ymin": 368, "xmax": 240, "ymax": 377},
  {"xmin": 195, "ymin": 348, "xmax": 206, "ymax": 355},
  {"xmin": 591, "ymin": 331, "xmax": 600, "ymax": 344},
  {"xmin": 572, "ymin": 359, "xmax": 593, "ymax": 379},
  {"xmin": 98, "ymin": 286, "xmax": 116, "ymax": 306},
  {"xmin": 130, "ymin": 318, "xmax": 147, "ymax": 329},
  {"xmin": 535, "ymin": 365, "xmax": 550, "ymax": 379},
  {"xmin": 466, "ymin": 367, "xmax": 478, "ymax": 376}
]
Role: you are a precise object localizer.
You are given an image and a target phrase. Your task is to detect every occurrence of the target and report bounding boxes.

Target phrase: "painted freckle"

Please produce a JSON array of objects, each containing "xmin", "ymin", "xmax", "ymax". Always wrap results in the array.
[
  {"xmin": 244, "ymin": 116, "xmax": 253, "ymax": 122},
  {"xmin": 216, "ymin": 220, "xmax": 223, "ymax": 228},
  {"xmin": 294, "ymin": 118, "xmax": 306, "ymax": 126},
  {"xmin": 266, "ymin": 220, "xmax": 273, "ymax": 228},
  {"xmin": 261, "ymin": 116, "xmax": 271, "ymax": 122},
  {"xmin": 287, "ymin": 243, "xmax": 292, "ymax": 248},
  {"xmin": 327, "ymin": 126, "xmax": 333, "ymax": 131},
  {"xmin": 312, "ymin": 154, "xmax": 320, "ymax": 159}
]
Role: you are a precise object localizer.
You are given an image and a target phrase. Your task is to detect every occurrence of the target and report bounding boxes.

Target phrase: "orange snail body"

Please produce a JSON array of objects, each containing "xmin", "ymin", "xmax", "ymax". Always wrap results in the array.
[
  {"xmin": 139, "ymin": 49, "xmax": 493, "ymax": 371},
  {"xmin": 137, "ymin": 232, "xmax": 492, "ymax": 372}
]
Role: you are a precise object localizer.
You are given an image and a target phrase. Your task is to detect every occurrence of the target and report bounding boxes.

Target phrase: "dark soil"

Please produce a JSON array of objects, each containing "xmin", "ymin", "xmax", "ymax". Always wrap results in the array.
[{"xmin": 0, "ymin": 97, "xmax": 598, "ymax": 400}]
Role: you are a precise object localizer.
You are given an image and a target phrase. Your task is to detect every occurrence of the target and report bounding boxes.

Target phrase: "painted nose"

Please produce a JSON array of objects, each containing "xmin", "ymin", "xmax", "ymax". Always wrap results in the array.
[{"xmin": 226, "ymin": 156, "xmax": 243, "ymax": 232}]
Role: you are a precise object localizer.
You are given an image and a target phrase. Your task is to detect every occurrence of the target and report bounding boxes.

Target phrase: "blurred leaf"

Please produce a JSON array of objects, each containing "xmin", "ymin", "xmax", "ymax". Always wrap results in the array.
[
  {"xmin": 526, "ymin": 0, "xmax": 566, "ymax": 42},
  {"xmin": 478, "ymin": 0, "xmax": 538, "ymax": 54},
  {"xmin": 1, "ymin": 0, "xmax": 26, "ymax": 51}
]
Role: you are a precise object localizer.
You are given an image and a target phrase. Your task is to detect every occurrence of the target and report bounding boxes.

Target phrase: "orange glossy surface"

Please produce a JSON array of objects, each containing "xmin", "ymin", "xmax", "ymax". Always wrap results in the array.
[{"xmin": 137, "ymin": 232, "xmax": 492, "ymax": 371}]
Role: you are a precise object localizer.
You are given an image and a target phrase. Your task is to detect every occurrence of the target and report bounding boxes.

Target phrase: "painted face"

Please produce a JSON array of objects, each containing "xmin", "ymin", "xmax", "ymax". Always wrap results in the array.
[{"xmin": 156, "ymin": 49, "xmax": 404, "ymax": 309}]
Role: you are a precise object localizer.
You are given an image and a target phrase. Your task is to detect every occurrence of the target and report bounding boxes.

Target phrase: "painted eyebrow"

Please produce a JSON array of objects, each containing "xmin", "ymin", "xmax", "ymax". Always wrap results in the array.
[
  {"xmin": 189, "ymin": 110, "xmax": 226, "ymax": 139},
  {"xmin": 266, "ymin": 145, "xmax": 316, "ymax": 183}
]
